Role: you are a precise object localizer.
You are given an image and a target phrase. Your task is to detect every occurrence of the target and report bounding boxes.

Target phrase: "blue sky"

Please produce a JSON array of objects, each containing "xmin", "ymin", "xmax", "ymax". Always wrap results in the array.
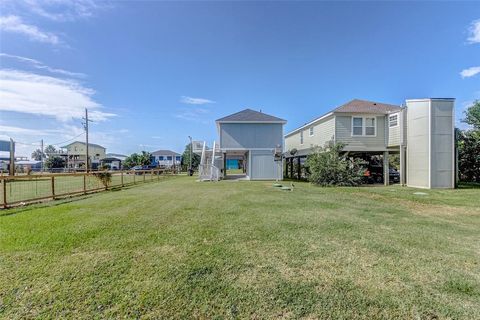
[{"xmin": 0, "ymin": 1, "xmax": 479, "ymax": 158}]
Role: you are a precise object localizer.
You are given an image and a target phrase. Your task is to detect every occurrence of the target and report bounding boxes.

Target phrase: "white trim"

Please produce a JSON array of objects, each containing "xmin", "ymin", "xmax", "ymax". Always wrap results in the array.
[
  {"xmin": 309, "ymin": 126, "xmax": 314, "ymax": 136},
  {"xmin": 428, "ymin": 99, "xmax": 432, "ymax": 189},
  {"xmin": 285, "ymin": 112, "xmax": 333, "ymax": 137},
  {"xmin": 406, "ymin": 98, "xmax": 455, "ymax": 103},
  {"xmin": 351, "ymin": 116, "xmax": 377, "ymax": 137},
  {"xmin": 221, "ymin": 148, "xmax": 276, "ymax": 151},
  {"xmin": 217, "ymin": 120, "xmax": 286, "ymax": 124},
  {"xmin": 451, "ymin": 102, "xmax": 456, "ymax": 188},
  {"xmin": 300, "ymin": 130, "xmax": 304, "ymax": 145}
]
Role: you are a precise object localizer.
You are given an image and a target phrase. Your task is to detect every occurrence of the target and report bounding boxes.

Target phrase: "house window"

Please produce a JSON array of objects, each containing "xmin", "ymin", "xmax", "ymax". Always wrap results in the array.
[
  {"xmin": 175, "ymin": 156, "xmax": 181, "ymax": 161},
  {"xmin": 352, "ymin": 117, "xmax": 363, "ymax": 136},
  {"xmin": 158, "ymin": 156, "xmax": 164, "ymax": 161},
  {"xmin": 167, "ymin": 156, "xmax": 172, "ymax": 161},
  {"xmin": 365, "ymin": 117, "xmax": 376, "ymax": 136},
  {"xmin": 352, "ymin": 117, "xmax": 376, "ymax": 136},
  {"xmin": 309, "ymin": 127, "xmax": 314, "ymax": 136},
  {"xmin": 389, "ymin": 114, "xmax": 398, "ymax": 127},
  {"xmin": 300, "ymin": 131, "xmax": 304, "ymax": 144}
]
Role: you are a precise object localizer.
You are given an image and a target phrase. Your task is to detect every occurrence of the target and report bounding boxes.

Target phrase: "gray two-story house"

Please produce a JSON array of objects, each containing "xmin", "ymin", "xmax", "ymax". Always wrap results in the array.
[
  {"xmin": 194, "ymin": 109, "xmax": 286, "ymax": 181},
  {"xmin": 285, "ymin": 98, "xmax": 455, "ymax": 189},
  {"xmin": 217, "ymin": 109, "xmax": 286, "ymax": 180}
]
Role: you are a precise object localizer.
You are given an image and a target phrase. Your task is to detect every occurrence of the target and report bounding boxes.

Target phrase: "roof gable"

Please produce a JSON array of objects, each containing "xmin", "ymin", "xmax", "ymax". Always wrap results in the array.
[
  {"xmin": 151, "ymin": 150, "xmax": 181, "ymax": 156},
  {"xmin": 333, "ymin": 99, "xmax": 401, "ymax": 114},
  {"xmin": 62, "ymin": 141, "xmax": 105, "ymax": 149},
  {"xmin": 216, "ymin": 109, "xmax": 286, "ymax": 123}
]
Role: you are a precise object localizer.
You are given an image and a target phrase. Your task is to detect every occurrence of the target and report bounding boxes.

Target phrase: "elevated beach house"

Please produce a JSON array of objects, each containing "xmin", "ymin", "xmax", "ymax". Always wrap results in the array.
[
  {"xmin": 285, "ymin": 98, "xmax": 455, "ymax": 189},
  {"xmin": 151, "ymin": 150, "xmax": 182, "ymax": 168},
  {"xmin": 194, "ymin": 109, "xmax": 286, "ymax": 181}
]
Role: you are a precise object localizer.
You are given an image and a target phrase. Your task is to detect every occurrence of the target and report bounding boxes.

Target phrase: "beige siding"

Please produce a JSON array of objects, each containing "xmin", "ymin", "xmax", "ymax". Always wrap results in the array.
[
  {"xmin": 387, "ymin": 112, "xmax": 401, "ymax": 146},
  {"xmin": 406, "ymin": 100, "xmax": 430, "ymax": 188},
  {"xmin": 66, "ymin": 142, "xmax": 106, "ymax": 161},
  {"xmin": 335, "ymin": 115, "xmax": 387, "ymax": 151},
  {"xmin": 285, "ymin": 115, "xmax": 335, "ymax": 152}
]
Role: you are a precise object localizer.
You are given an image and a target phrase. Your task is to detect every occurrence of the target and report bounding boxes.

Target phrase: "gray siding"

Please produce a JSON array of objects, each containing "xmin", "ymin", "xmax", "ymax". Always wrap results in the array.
[
  {"xmin": 335, "ymin": 115, "xmax": 387, "ymax": 151},
  {"xmin": 285, "ymin": 116, "xmax": 335, "ymax": 152},
  {"xmin": 220, "ymin": 123, "xmax": 283, "ymax": 149},
  {"xmin": 430, "ymin": 100, "xmax": 454, "ymax": 188},
  {"xmin": 406, "ymin": 100, "xmax": 430, "ymax": 188},
  {"xmin": 250, "ymin": 150, "xmax": 276, "ymax": 180}
]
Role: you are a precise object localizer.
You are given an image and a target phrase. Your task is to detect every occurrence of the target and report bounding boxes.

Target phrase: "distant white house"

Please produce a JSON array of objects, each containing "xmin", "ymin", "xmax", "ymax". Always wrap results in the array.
[{"xmin": 151, "ymin": 150, "xmax": 181, "ymax": 168}]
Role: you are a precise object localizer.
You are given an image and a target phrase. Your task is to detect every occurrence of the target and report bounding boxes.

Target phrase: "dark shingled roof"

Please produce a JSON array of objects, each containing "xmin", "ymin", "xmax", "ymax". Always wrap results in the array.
[
  {"xmin": 333, "ymin": 99, "xmax": 402, "ymax": 114},
  {"xmin": 216, "ymin": 109, "xmax": 286, "ymax": 123},
  {"xmin": 151, "ymin": 150, "xmax": 181, "ymax": 156}
]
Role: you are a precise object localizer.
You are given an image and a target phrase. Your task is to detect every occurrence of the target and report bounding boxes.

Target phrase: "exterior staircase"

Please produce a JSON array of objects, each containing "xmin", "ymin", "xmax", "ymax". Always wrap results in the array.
[{"xmin": 192, "ymin": 140, "xmax": 222, "ymax": 181}]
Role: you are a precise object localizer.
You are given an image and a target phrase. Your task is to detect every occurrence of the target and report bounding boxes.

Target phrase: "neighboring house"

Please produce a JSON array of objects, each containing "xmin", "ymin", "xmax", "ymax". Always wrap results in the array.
[
  {"xmin": 195, "ymin": 109, "xmax": 286, "ymax": 181},
  {"xmin": 15, "ymin": 160, "xmax": 42, "ymax": 172},
  {"xmin": 53, "ymin": 141, "xmax": 107, "ymax": 170},
  {"xmin": 100, "ymin": 153, "xmax": 127, "ymax": 170},
  {"xmin": 151, "ymin": 150, "xmax": 181, "ymax": 168},
  {"xmin": 285, "ymin": 98, "xmax": 455, "ymax": 189}
]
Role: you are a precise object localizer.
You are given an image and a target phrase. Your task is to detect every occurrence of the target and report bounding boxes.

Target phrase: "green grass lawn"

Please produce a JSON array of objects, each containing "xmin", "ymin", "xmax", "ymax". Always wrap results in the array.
[
  {"xmin": 1, "ymin": 176, "xmax": 479, "ymax": 319},
  {"xmin": 1, "ymin": 172, "xmax": 162, "ymax": 205}
]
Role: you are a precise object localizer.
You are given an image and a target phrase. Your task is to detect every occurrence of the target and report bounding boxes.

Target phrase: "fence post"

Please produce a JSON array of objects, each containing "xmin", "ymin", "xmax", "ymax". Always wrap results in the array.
[
  {"xmin": 121, "ymin": 171, "xmax": 124, "ymax": 187},
  {"xmin": 157, "ymin": 170, "xmax": 160, "ymax": 181},
  {"xmin": 2, "ymin": 179, "xmax": 6, "ymax": 209},
  {"xmin": 151, "ymin": 170, "xmax": 153, "ymax": 181},
  {"xmin": 51, "ymin": 176, "xmax": 55, "ymax": 200},
  {"xmin": 133, "ymin": 172, "xmax": 136, "ymax": 184},
  {"xmin": 143, "ymin": 171, "xmax": 146, "ymax": 183},
  {"xmin": 83, "ymin": 174, "xmax": 87, "ymax": 194}
]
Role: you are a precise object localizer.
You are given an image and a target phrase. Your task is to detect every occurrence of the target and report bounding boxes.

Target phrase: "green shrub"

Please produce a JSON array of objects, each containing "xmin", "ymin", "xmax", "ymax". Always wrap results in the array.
[
  {"xmin": 306, "ymin": 142, "xmax": 366, "ymax": 186},
  {"xmin": 94, "ymin": 171, "xmax": 112, "ymax": 189}
]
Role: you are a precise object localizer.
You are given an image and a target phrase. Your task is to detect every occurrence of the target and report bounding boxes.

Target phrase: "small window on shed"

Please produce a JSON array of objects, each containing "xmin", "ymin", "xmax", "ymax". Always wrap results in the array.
[
  {"xmin": 309, "ymin": 127, "xmax": 314, "ymax": 136},
  {"xmin": 300, "ymin": 131, "xmax": 304, "ymax": 144},
  {"xmin": 389, "ymin": 114, "xmax": 398, "ymax": 127}
]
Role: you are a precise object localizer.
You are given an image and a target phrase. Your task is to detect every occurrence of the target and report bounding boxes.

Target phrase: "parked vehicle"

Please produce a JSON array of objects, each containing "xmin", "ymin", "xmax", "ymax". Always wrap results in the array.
[
  {"xmin": 364, "ymin": 166, "xmax": 400, "ymax": 184},
  {"xmin": 130, "ymin": 165, "xmax": 159, "ymax": 174}
]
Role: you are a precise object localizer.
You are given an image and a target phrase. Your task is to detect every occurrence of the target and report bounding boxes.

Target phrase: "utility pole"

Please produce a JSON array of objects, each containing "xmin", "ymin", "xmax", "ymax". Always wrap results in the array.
[
  {"xmin": 41, "ymin": 139, "xmax": 44, "ymax": 173},
  {"xmin": 9, "ymin": 138, "xmax": 15, "ymax": 176},
  {"xmin": 82, "ymin": 108, "xmax": 93, "ymax": 172},
  {"xmin": 188, "ymin": 136, "xmax": 193, "ymax": 176}
]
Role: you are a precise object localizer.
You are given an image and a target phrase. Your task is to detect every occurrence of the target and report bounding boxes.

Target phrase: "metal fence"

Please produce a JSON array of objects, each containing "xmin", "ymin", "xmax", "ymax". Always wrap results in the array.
[{"xmin": 0, "ymin": 169, "xmax": 174, "ymax": 209}]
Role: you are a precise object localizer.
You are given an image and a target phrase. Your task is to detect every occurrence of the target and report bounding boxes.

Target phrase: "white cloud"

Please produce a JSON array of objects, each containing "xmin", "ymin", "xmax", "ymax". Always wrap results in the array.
[
  {"xmin": 0, "ymin": 15, "xmax": 60, "ymax": 45},
  {"xmin": 0, "ymin": 69, "xmax": 115, "ymax": 122},
  {"xmin": 174, "ymin": 108, "xmax": 210, "ymax": 124},
  {"xmin": 0, "ymin": 53, "xmax": 86, "ymax": 78},
  {"xmin": 468, "ymin": 19, "xmax": 480, "ymax": 44},
  {"xmin": 21, "ymin": 0, "xmax": 105, "ymax": 22},
  {"xmin": 460, "ymin": 66, "xmax": 480, "ymax": 78},
  {"xmin": 180, "ymin": 96, "xmax": 216, "ymax": 105},
  {"xmin": 0, "ymin": 124, "xmax": 61, "ymax": 136}
]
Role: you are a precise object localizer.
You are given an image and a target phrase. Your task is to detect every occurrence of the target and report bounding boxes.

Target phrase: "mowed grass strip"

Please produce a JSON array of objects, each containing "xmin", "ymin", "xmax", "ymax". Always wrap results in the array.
[{"xmin": 0, "ymin": 176, "xmax": 479, "ymax": 319}]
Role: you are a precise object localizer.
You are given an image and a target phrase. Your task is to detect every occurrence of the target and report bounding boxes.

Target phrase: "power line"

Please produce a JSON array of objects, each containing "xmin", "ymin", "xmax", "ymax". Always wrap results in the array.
[{"xmin": 47, "ymin": 132, "xmax": 85, "ymax": 147}]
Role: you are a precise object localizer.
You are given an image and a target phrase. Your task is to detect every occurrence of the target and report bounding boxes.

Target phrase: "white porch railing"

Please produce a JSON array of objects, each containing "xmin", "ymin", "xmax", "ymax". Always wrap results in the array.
[{"xmin": 198, "ymin": 164, "xmax": 220, "ymax": 181}]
